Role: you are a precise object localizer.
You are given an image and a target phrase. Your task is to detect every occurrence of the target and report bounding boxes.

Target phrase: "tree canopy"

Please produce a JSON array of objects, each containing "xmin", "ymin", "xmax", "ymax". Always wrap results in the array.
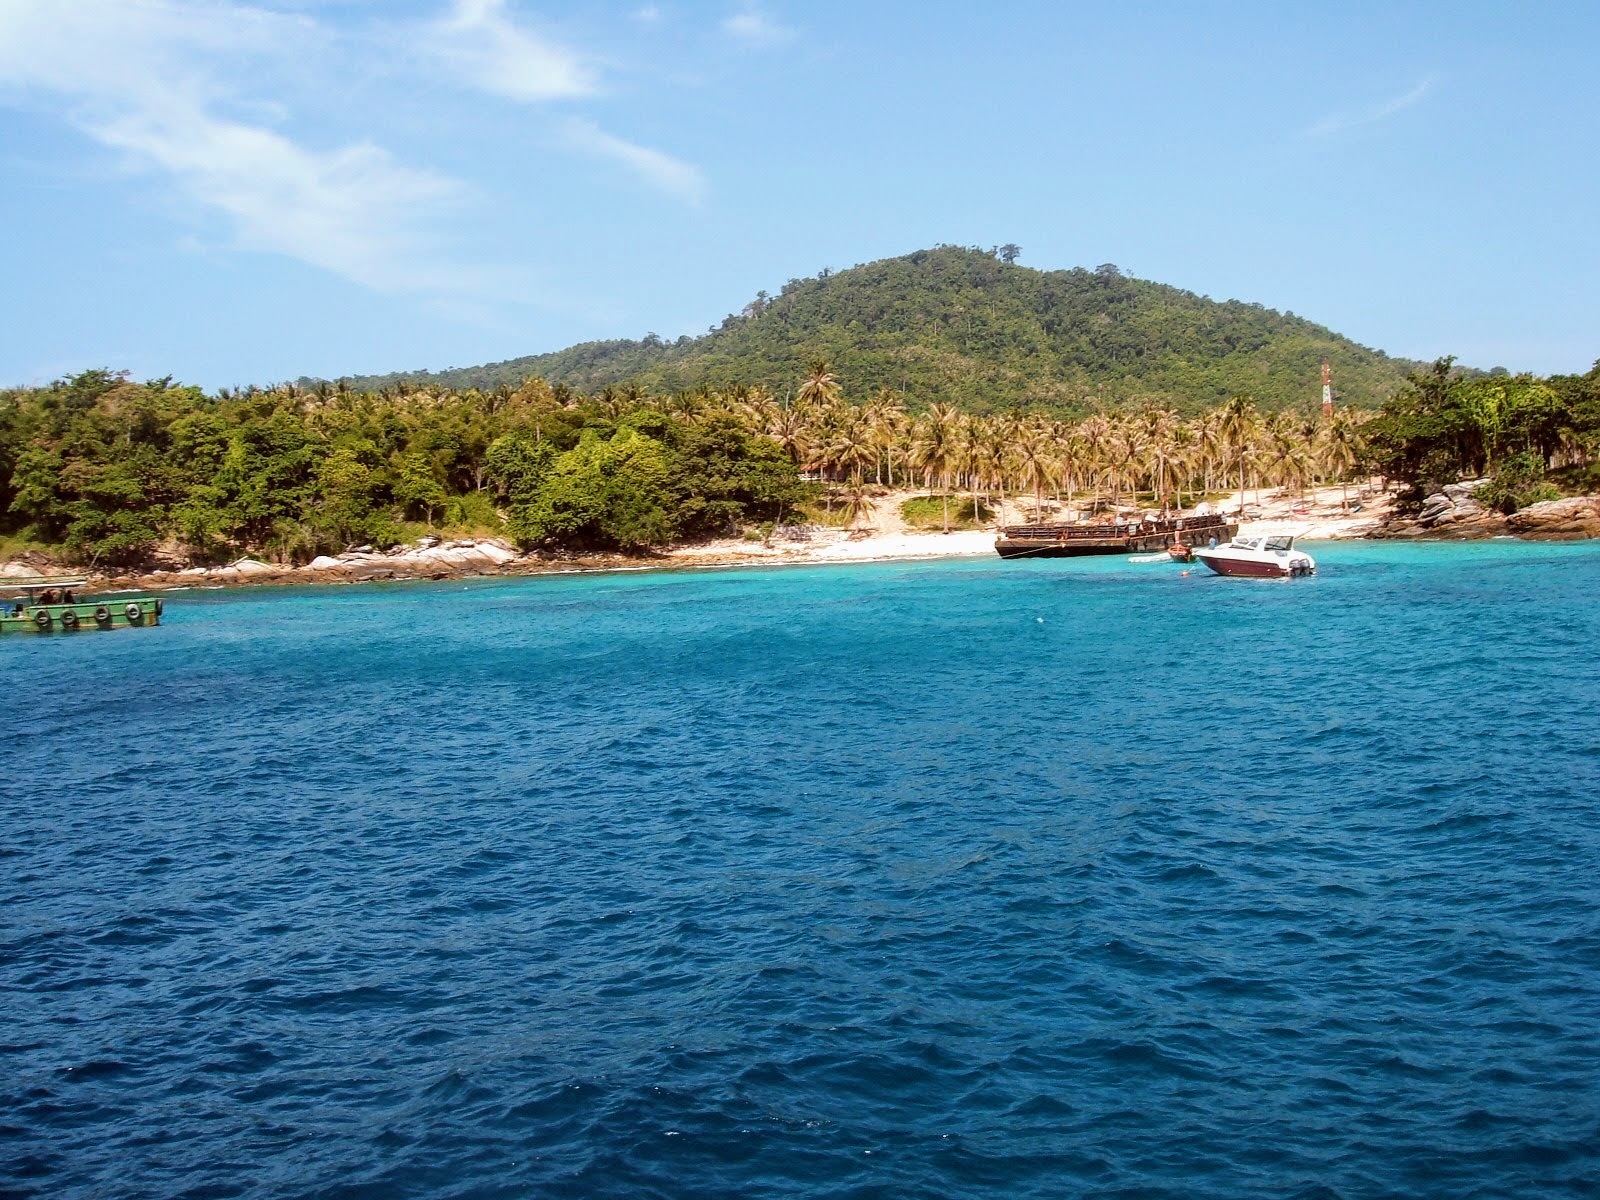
[{"xmin": 321, "ymin": 246, "xmax": 1430, "ymax": 416}]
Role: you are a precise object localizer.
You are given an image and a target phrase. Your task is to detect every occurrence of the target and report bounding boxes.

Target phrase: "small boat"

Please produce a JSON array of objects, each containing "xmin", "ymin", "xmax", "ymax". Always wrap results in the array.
[
  {"xmin": 1167, "ymin": 542, "xmax": 1195, "ymax": 563},
  {"xmin": 1193, "ymin": 534, "xmax": 1316, "ymax": 579},
  {"xmin": 0, "ymin": 576, "xmax": 164, "ymax": 634}
]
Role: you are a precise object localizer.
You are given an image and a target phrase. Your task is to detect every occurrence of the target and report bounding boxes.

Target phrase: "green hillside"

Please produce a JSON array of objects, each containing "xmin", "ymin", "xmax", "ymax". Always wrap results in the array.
[{"xmin": 331, "ymin": 246, "xmax": 1424, "ymax": 414}]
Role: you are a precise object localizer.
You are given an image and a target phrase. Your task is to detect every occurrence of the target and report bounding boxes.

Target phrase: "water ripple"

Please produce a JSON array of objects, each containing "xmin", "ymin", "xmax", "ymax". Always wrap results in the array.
[{"xmin": 3, "ymin": 543, "xmax": 1600, "ymax": 1198}]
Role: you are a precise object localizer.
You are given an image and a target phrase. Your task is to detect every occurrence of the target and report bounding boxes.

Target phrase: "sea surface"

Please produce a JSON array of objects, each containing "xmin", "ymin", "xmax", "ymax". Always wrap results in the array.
[{"xmin": 4, "ymin": 543, "xmax": 1599, "ymax": 1199}]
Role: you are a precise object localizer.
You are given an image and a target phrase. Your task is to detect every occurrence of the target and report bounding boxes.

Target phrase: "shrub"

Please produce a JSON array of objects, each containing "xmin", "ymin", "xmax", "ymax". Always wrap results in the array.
[
  {"xmin": 900, "ymin": 495, "xmax": 992, "ymax": 530},
  {"xmin": 1477, "ymin": 452, "xmax": 1562, "ymax": 514}
]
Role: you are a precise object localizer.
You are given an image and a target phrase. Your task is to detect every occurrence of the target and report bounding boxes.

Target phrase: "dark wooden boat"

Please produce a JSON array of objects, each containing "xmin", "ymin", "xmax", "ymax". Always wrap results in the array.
[{"xmin": 994, "ymin": 515, "xmax": 1237, "ymax": 559}]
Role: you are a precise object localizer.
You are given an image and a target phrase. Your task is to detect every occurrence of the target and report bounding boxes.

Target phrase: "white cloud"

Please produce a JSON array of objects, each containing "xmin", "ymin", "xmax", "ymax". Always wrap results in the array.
[
  {"xmin": 0, "ymin": 0, "xmax": 492, "ymax": 297},
  {"xmin": 722, "ymin": 3, "xmax": 793, "ymax": 47},
  {"xmin": 427, "ymin": 0, "xmax": 595, "ymax": 103},
  {"xmin": 0, "ymin": 0, "xmax": 707, "ymax": 298},
  {"xmin": 94, "ymin": 108, "xmax": 474, "ymax": 293},
  {"xmin": 1303, "ymin": 75, "xmax": 1438, "ymax": 137},
  {"xmin": 560, "ymin": 118, "xmax": 706, "ymax": 204}
]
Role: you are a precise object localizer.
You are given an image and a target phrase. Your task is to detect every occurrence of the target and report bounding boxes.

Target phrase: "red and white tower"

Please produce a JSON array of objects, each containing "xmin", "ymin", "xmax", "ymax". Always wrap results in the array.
[{"xmin": 1321, "ymin": 360, "xmax": 1334, "ymax": 419}]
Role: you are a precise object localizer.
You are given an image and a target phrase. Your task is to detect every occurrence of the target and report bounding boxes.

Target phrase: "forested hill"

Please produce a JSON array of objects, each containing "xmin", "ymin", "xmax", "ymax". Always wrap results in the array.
[{"xmin": 329, "ymin": 247, "xmax": 1425, "ymax": 413}]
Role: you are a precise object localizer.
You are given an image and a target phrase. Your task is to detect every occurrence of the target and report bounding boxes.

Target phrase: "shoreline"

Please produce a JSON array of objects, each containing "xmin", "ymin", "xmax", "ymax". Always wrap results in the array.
[{"xmin": 7, "ymin": 484, "xmax": 1597, "ymax": 595}]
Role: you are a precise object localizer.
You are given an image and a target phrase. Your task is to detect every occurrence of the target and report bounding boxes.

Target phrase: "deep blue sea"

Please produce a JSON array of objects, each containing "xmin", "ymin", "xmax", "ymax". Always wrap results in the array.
[{"xmin": 4, "ymin": 542, "xmax": 1600, "ymax": 1199}]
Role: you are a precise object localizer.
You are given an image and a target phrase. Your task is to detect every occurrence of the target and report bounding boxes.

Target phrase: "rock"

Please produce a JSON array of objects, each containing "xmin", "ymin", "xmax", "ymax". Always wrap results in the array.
[
  {"xmin": 1416, "ymin": 479, "xmax": 1495, "ymax": 528},
  {"xmin": 0, "ymin": 561, "xmax": 45, "ymax": 577},
  {"xmin": 1507, "ymin": 496, "xmax": 1600, "ymax": 539},
  {"xmin": 471, "ymin": 540, "xmax": 519, "ymax": 565},
  {"xmin": 229, "ymin": 558, "xmax": 276, "ymax": 576},
  {"xmin": 1442, "ymin": 478, "xmax": 1490, "ymax": 501},
  {"xmin": 1417, "ymin": 493, "xmax": 1454, "ymax": 525},
  {"xmin": 1, "ymin": 552, "xmax": 54, "ymax": 573},
  {"xmin": 307, "ymin": 555, "xmax": 348, "ymax": 570}
]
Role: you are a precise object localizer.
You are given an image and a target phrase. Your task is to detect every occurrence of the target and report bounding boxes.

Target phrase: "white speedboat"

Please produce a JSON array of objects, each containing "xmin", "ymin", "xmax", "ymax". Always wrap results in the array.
[{"xmin": 1193, "ymin": 533, "xmax": 1316, "ymax": 578}]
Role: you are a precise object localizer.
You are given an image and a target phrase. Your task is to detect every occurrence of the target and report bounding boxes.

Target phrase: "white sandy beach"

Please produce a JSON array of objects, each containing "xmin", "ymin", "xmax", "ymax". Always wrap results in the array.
[{"xmin": 664, "ymin": 483, "xmax": 1395, "ymax": 569}]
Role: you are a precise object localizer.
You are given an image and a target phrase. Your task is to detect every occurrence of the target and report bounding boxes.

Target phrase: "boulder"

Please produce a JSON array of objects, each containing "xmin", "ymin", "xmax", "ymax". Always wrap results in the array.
[
  {"xmin": 1506, "ymin": 496, "xmax": 1600, "ymax": 539},
  {"xmin": 307, "ymin": 555, "xmax": 348, "ymax": 570},
  {"xmin": 471, "ymin": 540, "xmax": 519, "ymax": 565},
  {"xmin": 229, "ymin": 558, "xmax": 276, "ymax": 576},
  {"xmin": 1417, "ymin": 493, "xmax": 1454, "ymax": 525},
  {"xmin": 1442, "ymin": 478, "xmax": 1490, "ymax": 501},
  {"xmin": 1417, "ymin": 479, "xmax": 1493, "ymax": 528}
]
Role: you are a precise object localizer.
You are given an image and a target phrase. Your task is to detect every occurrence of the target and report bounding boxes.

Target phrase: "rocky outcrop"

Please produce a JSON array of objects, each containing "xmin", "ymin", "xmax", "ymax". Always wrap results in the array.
[
  {"xmin": 1506, "ymin": 496, "xmax": 1600, "ymax": 540},
  {"xmin": 1373, "ymin": 479, "xmax": 1510, "ymax": 539},
  {"xmin": 1374, "ymin": 482, "xmax": 1600, "ymax": 542},
  {"xmin": 0, "ymin": 553, "xmax": 54, "ymax": 576},
  {"xmin": 94, "ymin": 538, "xmax": 536, "ymax": 591}
]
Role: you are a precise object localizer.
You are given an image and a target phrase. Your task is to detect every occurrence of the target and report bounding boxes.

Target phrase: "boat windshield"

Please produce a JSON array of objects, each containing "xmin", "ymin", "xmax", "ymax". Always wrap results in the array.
[{"xmin": 1264, "ymin": 536, "xmax": 1295, "ymax": 551}]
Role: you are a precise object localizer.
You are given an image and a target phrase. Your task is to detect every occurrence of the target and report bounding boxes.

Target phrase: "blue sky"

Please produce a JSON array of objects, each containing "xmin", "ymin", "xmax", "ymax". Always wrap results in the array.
[{"xmin": 2, "ymin": 0, "xmax": 1596, "ymax": 390}]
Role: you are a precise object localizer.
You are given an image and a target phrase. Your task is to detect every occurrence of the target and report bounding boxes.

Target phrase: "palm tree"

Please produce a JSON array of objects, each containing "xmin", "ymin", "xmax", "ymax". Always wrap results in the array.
[
  {"xmin": 827, "ymin": 410, "xmax": 877, "ymax": 488},
  {"xmin": 1167, "ymin": 421, "xmax": 1198, "ymax": 509},
  {"xmin": 841, "ymin": 480, "xmax": 874, "ymax": 533},
  {"xmin": 1193, "ymin": 409, "xmax": 1226, "ymax": 497},
  {"xmin": 1138, "ymin": 408, "xmax": 1178, "ymax": 510},
  {"xmin": 956, "ymin": 415, "xmax": 991, "ymax": 526},
  {"xmin": 766, "ymin": 406, "xmax": 808, "ymax": 466},
  {"xmin": 1107, "ymin": 417, "xmax": 1148, "ymax": 510},
  {"xmin": 1219, "ymin": 394, "xmax": 1258, "ymax": 514},
  {"xmin": 1011, "ymin": 422, "xmax": 1055, "ymax": 518},
  {"xmin": 867, "ymin": 385, "xmax": 906, "ymax": 485},
  {"xmin": 796, "ymin": 358, "xmax": 842, "ymax": 412},
  {"xmin": 1319, "ymin": 408, "xmax": 1363, "ymax": 509},
  {"xmin": 1076, "ymin": 414, "xmax": 1112, "ymax": 512},
  {"xmin": 911, "ymin": 404, "xmax": 960, "ymax": 530}
]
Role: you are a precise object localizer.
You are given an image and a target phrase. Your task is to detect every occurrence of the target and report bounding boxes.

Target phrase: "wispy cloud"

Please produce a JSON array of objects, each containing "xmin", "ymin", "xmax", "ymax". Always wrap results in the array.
[
  {"xmin": 722, "ymin": 3, "xmax": 794, "ymax": 47},
  {"xmin": 426, "ymin": 0, "xmax": 595, "ymax": 103},
  {"xmin": 0, "ymin": 0, "xmax": 491, "ymax": 297},
  {"xmin": 417, "ymin": 1, "xmax": 707, "ymax": 205},
  {"xmin": 95, "ymin": 110, "xmax": 476, "ymax": 293},
  {"xmin": 0, "ymin": 0, "xmax": 711, "ymax": 298},
  {"xmin": 560, "ymin": 118, "xmax": 706, "ymax": 204},
  {"xmin": 1303, "ymin": 74, "xmax": 1438, "ymax": 137}
]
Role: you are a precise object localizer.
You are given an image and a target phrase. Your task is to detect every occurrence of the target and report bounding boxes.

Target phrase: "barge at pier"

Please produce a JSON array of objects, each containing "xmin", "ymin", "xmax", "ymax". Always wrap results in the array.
[{"xmin": 994, "ymin": 514, "xmax": 1239, "ymax": 559}]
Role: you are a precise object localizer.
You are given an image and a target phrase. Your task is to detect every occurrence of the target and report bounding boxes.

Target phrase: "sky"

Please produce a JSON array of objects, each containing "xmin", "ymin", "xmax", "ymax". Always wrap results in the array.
[{"xmin": 2, "ymin": 0, "xmax": 1597, "ymax": 391}]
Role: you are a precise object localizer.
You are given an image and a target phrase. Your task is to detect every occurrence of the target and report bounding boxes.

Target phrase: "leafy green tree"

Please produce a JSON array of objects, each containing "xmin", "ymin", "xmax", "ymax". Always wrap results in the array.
[
  {"xmin": 509, "ymin": 428, "xmax": 678, "ymax": 550},
  {"xmin": 7, "ymin": 446, "xmax": 71, "ymax": 540},
  {"xmin": 393, "ymin": 452, "xmax": 448, "ymax": 526},
  {"xmin": 485, "ymin": 432, "xmax": 556, "ymax": 505}
]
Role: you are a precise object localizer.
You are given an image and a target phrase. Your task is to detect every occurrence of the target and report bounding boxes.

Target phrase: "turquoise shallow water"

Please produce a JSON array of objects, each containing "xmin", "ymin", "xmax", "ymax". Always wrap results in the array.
[{"xmin": 3, "ymin": 542, "xmax": 1600, "ymax": 1198}]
